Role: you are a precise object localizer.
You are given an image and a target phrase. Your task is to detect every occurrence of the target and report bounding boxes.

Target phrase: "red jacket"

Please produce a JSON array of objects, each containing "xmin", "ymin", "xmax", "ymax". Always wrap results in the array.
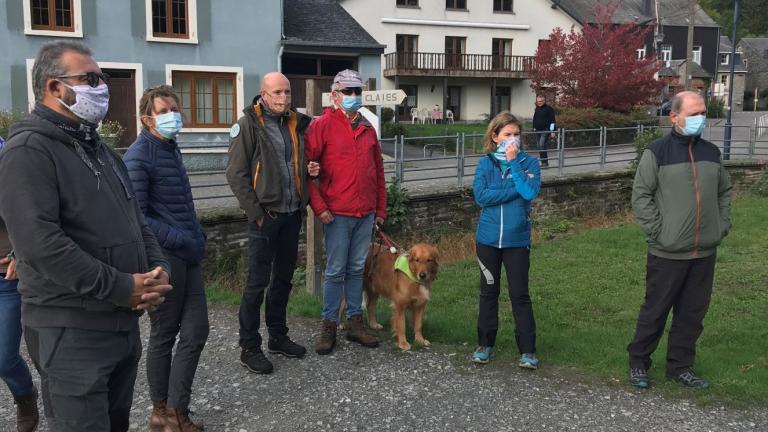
[{"xmin": 305, "ymin": 107, "xmax": 387, "ymax": 220}]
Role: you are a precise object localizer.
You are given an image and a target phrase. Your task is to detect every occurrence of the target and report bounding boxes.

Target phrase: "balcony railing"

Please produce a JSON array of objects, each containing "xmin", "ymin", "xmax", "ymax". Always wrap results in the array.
[{"xmin": 384, "ymin": 51, "xmax": 534, "ymax": 78}]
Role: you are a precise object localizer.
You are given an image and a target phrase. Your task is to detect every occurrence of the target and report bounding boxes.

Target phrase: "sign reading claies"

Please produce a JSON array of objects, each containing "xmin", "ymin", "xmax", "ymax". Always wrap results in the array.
[{"xmin": 322, "ymin": 90, "xmax": 407, "ymax": 107}]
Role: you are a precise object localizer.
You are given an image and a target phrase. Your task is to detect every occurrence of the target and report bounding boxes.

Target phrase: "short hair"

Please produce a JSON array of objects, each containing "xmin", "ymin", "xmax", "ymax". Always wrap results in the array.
[
  {"xmin": 671, "ymin": 91, "xmax": 704, "ymax": 113},
  {"xmin": 138, "ymin": 85, "xmax": 181, "ymax": 130},
  {"xmin": 32, "ymin": 41, "xmax": 92, "ymax": 102},
  {"xmin": 483, "ymin": 111, "xmax": 523, "ymax": 153}
]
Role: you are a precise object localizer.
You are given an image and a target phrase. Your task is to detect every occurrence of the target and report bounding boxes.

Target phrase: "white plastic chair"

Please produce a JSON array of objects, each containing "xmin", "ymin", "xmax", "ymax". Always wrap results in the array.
[
  {"xmin": 445, "ymin": 109, "xmax": 454, "ymax": 124},
  {"xmin": 410, "ymin": 107, "xmax": 420, "ymax": 124},
  {"xmin": 420, "ymin": 108, "xmax": 430, "ymax": 124}
]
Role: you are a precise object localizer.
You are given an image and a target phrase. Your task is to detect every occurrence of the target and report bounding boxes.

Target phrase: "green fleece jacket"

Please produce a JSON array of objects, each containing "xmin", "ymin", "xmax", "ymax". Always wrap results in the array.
[{"xmin": 632, "ymin": 130, "xmax": 732, "ymax": 260}]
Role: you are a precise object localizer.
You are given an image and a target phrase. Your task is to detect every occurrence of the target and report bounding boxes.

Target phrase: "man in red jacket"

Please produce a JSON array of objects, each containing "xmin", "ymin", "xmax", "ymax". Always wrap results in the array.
[{"xmin": 306, "ymin": 69, "xmax": 387, "ymax": 355}]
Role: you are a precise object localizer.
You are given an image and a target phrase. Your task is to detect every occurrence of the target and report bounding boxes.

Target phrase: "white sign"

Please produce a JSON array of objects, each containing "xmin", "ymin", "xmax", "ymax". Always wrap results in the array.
[{"xmin": 322, "ymin": 89, "xmax": 407, "ymax": 107}]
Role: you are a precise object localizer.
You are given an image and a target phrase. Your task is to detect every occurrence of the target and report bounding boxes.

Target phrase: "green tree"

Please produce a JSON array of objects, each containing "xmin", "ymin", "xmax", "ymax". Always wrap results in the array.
[{"xmin": 699, "ymin": 0, "xmax": 767, "ymax": 38}]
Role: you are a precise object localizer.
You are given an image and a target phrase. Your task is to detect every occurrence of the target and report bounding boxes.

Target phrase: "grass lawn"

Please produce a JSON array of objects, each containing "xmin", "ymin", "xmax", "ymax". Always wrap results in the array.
[{"xmin": 207, "ymin": 196, "xmax": 768, "ymax": 406}]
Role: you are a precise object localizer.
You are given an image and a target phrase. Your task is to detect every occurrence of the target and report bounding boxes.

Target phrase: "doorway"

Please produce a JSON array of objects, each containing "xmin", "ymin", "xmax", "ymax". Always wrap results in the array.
[
  {"xmin": 102, "ymin": 68, "xmax": 137, "ymax": 147},
  {"xmin": 447, "ymin": 86, "xmax": 461, "ymax": 121}
]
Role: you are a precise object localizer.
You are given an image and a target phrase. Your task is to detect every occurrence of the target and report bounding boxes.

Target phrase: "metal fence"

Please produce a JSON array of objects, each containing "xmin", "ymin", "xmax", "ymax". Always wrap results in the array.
[{"xmin": 188, "ymin": 123, "xmax": 768, "ymax": 202}]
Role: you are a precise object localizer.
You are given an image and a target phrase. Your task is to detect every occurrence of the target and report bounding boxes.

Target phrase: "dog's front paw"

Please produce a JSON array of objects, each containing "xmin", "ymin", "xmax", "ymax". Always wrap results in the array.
[
  {"xmin": 415, "ymin": 337, "xmax": 430, "ymax": 347},
  {"xmin": 398, "ymin": 341, "xmax": 412, "ymax": 351},
  {"xmin": 369, "ymin": 322, "xmax": 384, "ymax": 330}
]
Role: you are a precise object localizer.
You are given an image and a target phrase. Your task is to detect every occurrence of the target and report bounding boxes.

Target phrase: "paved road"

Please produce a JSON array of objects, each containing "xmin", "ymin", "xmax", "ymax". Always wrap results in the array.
[{"xmin": 2, "ymin": 305, "xmax": 766, "ymax": 432}]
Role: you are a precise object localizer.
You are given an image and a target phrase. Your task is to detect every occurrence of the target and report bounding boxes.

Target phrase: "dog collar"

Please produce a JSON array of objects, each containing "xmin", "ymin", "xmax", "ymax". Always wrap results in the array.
[{"xmin": 394, "ymin": 254, "xmax": 420, "ymax": 284}]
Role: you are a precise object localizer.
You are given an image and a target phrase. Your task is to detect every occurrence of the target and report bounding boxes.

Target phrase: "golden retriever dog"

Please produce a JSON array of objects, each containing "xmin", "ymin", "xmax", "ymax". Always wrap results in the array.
[{"xmin": 363, "ymin": 242, "xmax": 440, "ymax": 351}]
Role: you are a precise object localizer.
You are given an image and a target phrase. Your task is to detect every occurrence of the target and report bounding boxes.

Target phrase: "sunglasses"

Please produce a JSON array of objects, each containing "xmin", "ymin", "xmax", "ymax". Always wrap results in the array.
[
  {"xmin": 336, "ymin": 87, "xmax": 362, "ymax": 96},
  {"xmin": 55, "ymin": 72, "xmax": 110, "ymax": 88}
]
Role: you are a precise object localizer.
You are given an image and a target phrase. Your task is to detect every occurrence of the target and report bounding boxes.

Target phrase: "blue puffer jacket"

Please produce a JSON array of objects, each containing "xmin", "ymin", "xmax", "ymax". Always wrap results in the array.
[
  {"xmin": 123, "ymin": 130, "xmax": 205, "ymax": 264},
  {"xmin": 474, "ymin": 151, "xmax": 541, "ymax": 248}
]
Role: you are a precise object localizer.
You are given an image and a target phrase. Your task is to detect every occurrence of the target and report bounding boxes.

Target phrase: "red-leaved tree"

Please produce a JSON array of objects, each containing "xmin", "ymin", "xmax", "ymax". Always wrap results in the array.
[{"xmin": 528, "ymin": 0, "xmax": 663, "ymax": 112}]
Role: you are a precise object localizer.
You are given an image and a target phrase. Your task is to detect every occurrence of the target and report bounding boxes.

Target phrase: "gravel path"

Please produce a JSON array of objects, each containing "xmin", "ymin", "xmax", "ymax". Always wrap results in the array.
[{"xmin": 2, "ymin": 304, "xmax": 766, "ymax": 432}]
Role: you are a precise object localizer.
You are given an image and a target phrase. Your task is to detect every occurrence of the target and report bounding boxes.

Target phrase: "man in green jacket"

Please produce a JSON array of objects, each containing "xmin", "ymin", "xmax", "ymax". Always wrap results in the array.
[{"xmin": 627, "ymin": 91, "xmax": 732, "ymax": 390}]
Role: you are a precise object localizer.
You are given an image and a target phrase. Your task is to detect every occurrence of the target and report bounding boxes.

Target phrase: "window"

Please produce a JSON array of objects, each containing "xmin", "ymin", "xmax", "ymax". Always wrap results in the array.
[
  {"xmin": 445, "ymin": 0, "xmax": 466, "ymax": 9},
  {"xmin": 661, "ymin": 44, "xmax": 672, "ymax": 62},
  {"xmin": 720, "ymin": 53, "xmax": 730, "ymax": 65},
  {"xmin": 493, "ymin": 0, "xmax": 513, "ymax": 12},
  {"xmin": 492, "ymin": 38, "xmax": 513, "ymax": 69},
  {"xmin": 396, "ymin": 0, "xmax": 418, "ymax": 6},
  {"xmin": 166, "ymin": 65, "xmax": 244, "ymax": 131},
  {"xmin": 23, "ymin": 0, "xmax": 82, "ymax": 37},
  {"xmin": 445, "ymin": 36, "xmax": 466, "ymax": 68},
  {"xmin": 692, "ymin": 46, "xmax": 702, "ymax": 65},
  {"xmin": 396, "ymin": 34, "xmax": 419, "ymax": 68},
  {"xmin": 145, "ymin": 0, "xmax": 197, "ymax": 43},
  {"xmin": 636, "ymin": 47, "xmax": 646, "ymax": 60}
]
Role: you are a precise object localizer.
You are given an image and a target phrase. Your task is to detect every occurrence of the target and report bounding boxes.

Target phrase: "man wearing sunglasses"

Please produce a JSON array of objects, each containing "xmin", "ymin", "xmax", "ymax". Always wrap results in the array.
[
  {"xmin": 306, "ymin": 69, "xmax": 387, "ymax": 354},
  {"xmin": 0, "ymin": 41, "xmax": 171, "ymax": 431}
]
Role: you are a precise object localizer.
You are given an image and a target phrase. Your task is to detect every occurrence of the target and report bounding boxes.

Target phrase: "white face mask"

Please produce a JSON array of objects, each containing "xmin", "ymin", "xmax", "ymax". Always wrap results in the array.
[{"xmin": 57, "ymin": 82, "xmax": 110, "ymax": 125}]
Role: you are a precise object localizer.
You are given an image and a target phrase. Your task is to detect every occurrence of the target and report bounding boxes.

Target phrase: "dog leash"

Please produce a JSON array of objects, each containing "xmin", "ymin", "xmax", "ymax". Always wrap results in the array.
[{"xmin": 367, "ymin": 225, "xmax": 406, "ymax": 279}]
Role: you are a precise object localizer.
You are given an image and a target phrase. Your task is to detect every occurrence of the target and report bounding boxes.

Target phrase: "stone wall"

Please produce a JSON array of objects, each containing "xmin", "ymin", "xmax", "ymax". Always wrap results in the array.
[{"xmin": 199, "ymin": 161, "xmax": 766, "ymax": 270}]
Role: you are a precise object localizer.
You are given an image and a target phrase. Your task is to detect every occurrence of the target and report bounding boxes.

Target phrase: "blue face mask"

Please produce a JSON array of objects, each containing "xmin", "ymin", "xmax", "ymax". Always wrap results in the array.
[
  {"xmin": 340, "ymin": 95, "xmax": 362, "ymax": 112},
  {"xmin": 681, "ymin": 114, "xmax": 706, "ymax": 136},
  {"xmin": 154, "ymin": 112, "xmax": 183, "ymax": 139},
  {"xmin": 494, "ymin": 136, "xmax": 520, "ymax": 161}
]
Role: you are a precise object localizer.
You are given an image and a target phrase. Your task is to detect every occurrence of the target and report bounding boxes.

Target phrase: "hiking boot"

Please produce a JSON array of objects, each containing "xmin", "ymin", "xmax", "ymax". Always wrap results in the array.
[
  {"xmin": 518, "ymin": 353, "xmax": 539, "ymax": 370},
  {"xmin": 315, "ymin": 320, "xmax": 338, "ymax": 355},
  {"xmin": 163, "ymin": 407, "xmax": 204, "ymax": 432},
  {"xmin": 240, "ymin": 347, "xmax": 273, "ymax": 374},
  {"xmin": 668, "ymin": 368, "xmax": 710, "ymax": 389},
  {"xmin": 629, "ymin": 367, "xmax": 650, "ymax": 389},
  {"xmin": 149, "ymin": 400, "xmax": 167, "ymax": 431},
  {"xmin": 14, "ymin": 386, "xmax": 39, "ymax": 432},
  {"xmin": 345, "ymin": 315, "xmax": 380, "ymax": 348},
  {"xmin": 472, "ymin": 346, "xmax": 493, "ymax": 364},
  {"xmin": 268, "ymin": 336, "xmax": 307, "ymax": 358}
]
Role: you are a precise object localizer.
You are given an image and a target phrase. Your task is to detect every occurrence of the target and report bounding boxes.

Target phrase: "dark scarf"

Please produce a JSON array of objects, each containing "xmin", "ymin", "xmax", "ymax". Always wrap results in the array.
[{"xmin": 33, "ymin": 103, "xmax": 132, "ymax": 199}]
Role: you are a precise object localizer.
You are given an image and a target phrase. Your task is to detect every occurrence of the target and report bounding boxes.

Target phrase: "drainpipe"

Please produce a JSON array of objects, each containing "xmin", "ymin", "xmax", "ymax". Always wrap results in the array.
[{"xmin": 278, "ymin": 0, "xmax": 285, "ymax": 72}]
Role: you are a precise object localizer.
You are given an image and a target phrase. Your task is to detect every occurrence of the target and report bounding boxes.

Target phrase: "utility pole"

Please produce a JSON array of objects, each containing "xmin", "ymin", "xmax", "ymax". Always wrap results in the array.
[
  {"xmin": 723, "ymin": 0, "xmax": 741, "ymax": 161},
  {"xmin": 685, "ymin": 0, "xmax": 696, "ymax": 89}
]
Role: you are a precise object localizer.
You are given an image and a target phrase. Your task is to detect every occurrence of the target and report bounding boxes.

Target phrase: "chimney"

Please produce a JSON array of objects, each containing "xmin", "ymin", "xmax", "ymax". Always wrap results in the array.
[{"xmin": 643, "ymin": 0, "xmax": 653, "ymax": 16}]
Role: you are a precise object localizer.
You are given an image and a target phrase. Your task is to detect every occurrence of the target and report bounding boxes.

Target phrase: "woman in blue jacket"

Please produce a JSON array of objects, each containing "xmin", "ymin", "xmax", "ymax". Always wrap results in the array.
[
  {"xmin": 471, "ymin": 112, "xmax": 541, "ymax": 369},
  {"xmin": 123, "ymin": 85, "xmax": 208, "ymax": 432}
]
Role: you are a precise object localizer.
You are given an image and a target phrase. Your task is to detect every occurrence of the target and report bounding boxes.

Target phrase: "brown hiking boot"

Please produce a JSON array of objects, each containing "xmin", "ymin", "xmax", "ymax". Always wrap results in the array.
[
  {"xmin": 149, "ymin": 400, "xmax": 166, "ymax": 431},
  {"xmin": 346, "ymin": 315, "xmax": 379, "ymax": 348},
  {"xmin": 14, "ymin": 386, "xmax": 39, "ymax": 432},
  {"xmin": 315, "ymin": 319, "xmax": 337, "ymax": 355},
  {"xmin": 163, "ymin": 406, "xmax": 204, "ymax": 432}
]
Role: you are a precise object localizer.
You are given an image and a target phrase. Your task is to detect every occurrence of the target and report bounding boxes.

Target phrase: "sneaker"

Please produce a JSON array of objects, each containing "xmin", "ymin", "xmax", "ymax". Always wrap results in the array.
[
  {"xmin": 629, "ymin": 367, "xmax": 650, "ymax": 389},
  {"xmin": 268, "ymin": 336, "xmax": 307, "ymax": 358},
  {"xmin": 472, "ymin": 346, "xmax": 493, "ymax": 364},
  {"xmin": 518, "ymin": 353, "xmax": 539, "ymax": 369},
  {"xmin": 668, "ymin": 368, "xmax": 710, "ymax": 389},
  {"xmin": 240, "ymin": 347, "xmax": 273, "ymax": 374}
]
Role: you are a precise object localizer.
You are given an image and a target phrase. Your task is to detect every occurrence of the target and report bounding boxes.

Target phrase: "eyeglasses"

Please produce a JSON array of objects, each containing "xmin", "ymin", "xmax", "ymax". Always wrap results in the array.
[
  {"xmin": 336, "ymin": 87, "xmax": 362, "ymax": 96},
  {"xmin": 55, "ymin": 72, "xmax": 110, "ymax": 88}
]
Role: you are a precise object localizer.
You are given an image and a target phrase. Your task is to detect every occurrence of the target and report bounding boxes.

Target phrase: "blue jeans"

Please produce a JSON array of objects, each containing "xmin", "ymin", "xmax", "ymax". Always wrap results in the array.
[
  {"xmin": 0, "ymin": 276, "xmax": 35, "ymax": 397},
  {"xmin": 321, "ymin": 213, "xmax": 375, "ymax": 322},
  {"xmin": 536, "ymin": 132, "xmax": 550, "ymax": 165}
]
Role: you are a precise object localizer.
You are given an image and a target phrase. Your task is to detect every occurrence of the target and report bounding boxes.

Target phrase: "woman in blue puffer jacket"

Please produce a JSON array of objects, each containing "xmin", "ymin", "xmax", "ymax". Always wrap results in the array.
[
  {"xmin": 123, "ymin": 85, "xmax": 208, "ymax": 431},
  {"xmin": 471, "ymin": 112, "xmax": 541, "ymax": 369}
]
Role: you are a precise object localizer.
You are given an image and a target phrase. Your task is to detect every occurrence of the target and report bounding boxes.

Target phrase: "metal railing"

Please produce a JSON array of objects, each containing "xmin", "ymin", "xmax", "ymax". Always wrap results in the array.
[
  {"xmin": 187, "ymin": 122, "xmax": 767, "ymax": 203},
  {"xmin": 383, "ymin": 52, "xmax": 534, "ymax": 74}
]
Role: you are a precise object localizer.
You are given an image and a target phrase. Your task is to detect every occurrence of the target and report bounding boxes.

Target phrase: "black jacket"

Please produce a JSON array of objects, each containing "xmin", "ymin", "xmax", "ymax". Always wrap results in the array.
[
  {"xmin": 0, "ymin": 111, "xmax": 170, "ymax": 331},
  {"xmin": 532, "ymin": 104, "xmax": 557, "ymax": 132},
  {"xmin": 226, "ymin": 100, "xmax": 311, "ymax": 222}
]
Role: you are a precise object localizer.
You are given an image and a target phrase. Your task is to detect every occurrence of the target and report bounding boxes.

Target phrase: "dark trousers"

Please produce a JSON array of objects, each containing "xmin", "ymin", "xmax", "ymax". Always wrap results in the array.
[
  {"xmin": 147, "ymin": 253, "xmax": 209, "ymax": 410},
  {"xmin": 476, "ymin": 243, "xmax": 536, "ymax": 353},
  {"xmin": 627, "ymin": 253, "xmax": 716, "ymax": 375},
  {"xmin": 24, "ymin": 325, "xmax": 141, "ymax": 432},
  {"xmin": 239, "ymin": 211, "xmax": 301, "ymax": 350}
]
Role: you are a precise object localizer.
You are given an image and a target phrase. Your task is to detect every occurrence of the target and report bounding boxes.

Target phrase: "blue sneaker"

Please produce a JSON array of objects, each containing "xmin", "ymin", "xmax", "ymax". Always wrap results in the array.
[
  {"xmin": 472, "ymin": 346, "xmax": 493, "ymax": 364},
  {"xmin": 518, "ymin": 353, "xmax": 539, "ymax": 369}
]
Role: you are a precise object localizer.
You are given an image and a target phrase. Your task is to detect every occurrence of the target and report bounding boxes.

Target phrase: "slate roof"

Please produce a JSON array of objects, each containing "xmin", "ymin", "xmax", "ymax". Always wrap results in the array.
[
  {"xmin": 552, "ymin": 0, "xmax": 718, "ymax": 27},
  {"xmin": 739, "ymin": 38, "xmax": 768, "ymax": 57},
  {"xmin": 667, "ymin": 59, "xmax": 712, "ymax": 78},
  {"xmin": 283, "ymin": 0, "xmax": 385, "ymax": 51},
  {"xmin": 718, "ymin": 37, "xmax": 748, "ymax": 73}
]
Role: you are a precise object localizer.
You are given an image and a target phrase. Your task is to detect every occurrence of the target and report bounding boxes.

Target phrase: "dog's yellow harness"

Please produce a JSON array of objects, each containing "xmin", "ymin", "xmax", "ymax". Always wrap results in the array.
[{"xmin": 394, "ymin": 254, "xmax": 420, "ymax": 284}]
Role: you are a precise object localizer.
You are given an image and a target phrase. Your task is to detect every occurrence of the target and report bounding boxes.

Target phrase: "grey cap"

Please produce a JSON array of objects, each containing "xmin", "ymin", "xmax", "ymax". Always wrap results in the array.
[{"xmin": 333, "ymin": 69, "xmax": 363, "ymax": 88}]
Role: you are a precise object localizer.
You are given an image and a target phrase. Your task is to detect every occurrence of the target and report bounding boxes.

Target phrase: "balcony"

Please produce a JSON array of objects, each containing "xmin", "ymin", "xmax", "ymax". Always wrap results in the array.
[{"xmin": 384, "ymin": 52, "xmax": 534, "ymax": 79}]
